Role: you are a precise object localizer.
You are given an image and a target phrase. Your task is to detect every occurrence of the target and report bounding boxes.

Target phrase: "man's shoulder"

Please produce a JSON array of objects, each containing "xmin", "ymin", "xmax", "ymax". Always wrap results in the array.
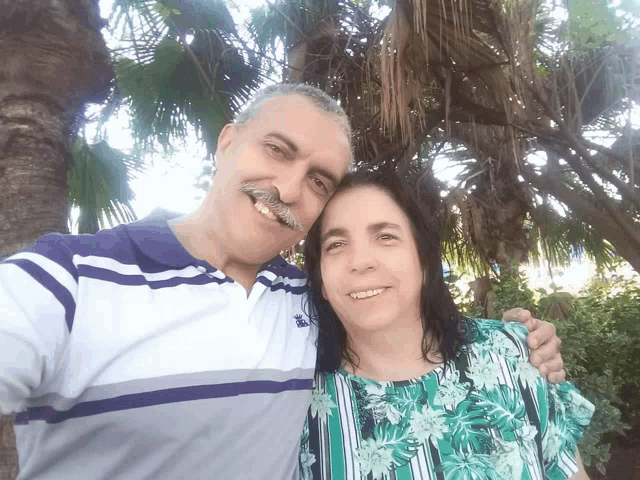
[
  {"xmin": 4, "ymin": 214, "xmax": 188, "ymax": 277},
  {"xmin": 40, "ymin": 225, "xmax": 131, "ymax": 253},
  {"xmin": 2, "ymin": 225, "xmax": 131, "ymax": 274}
]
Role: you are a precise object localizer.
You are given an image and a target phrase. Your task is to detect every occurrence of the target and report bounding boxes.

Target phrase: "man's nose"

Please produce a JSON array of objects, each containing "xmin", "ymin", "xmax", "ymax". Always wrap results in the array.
[{"xmin": 273, "ymin": 164, "xmax": 306, "ymax": 204}]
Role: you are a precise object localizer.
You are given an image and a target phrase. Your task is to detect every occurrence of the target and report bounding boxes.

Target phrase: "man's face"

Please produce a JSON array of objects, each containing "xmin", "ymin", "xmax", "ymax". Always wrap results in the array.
[{"xmin": 212, "ymin": 94, "xmax": 351, "ymax": 265}]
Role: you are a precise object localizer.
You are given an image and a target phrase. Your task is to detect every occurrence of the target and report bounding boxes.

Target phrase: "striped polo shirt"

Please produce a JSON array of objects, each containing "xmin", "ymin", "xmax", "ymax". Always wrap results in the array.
[{"xmin": 0, "ymin": 218, "xmax": 317, "ymax": 479}]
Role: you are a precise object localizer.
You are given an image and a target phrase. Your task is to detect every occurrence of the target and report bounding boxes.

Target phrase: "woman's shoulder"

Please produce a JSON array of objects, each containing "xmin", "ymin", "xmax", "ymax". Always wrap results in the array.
[
  {"xmin": 461, "ymin": 317, "xmax": 532, "ymax": 369},
  {"xmin": 468, "ymin": 317, "xmax": 529, "ymax": 337}
]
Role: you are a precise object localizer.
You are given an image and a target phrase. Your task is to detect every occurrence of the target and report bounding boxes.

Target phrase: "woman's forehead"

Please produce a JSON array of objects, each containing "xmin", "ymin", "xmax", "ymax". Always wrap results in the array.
[{"xmin": 321, "ymin": 185, "xmax": 408, "ymax": 231}]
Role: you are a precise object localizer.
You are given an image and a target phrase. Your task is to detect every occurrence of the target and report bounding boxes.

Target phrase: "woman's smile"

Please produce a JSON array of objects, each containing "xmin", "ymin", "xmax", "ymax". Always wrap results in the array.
[{"xmin": 348, "ymin": 287, "xmax": 389, "ymax": 300}]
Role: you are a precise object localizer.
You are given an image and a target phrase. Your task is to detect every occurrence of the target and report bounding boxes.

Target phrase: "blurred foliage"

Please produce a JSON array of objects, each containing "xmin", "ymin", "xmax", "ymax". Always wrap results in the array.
[
  {"xmin": 108, "ymin": 0, "xmax": 263, "ymax": 158},
  {"xmin": 67, "ymin": 137, "xmax": 146, "ymax": 234},
  {"xmin": 567, "ymin": 0, "xmax": 640, "ymax": 48},
  {"xmin": 490, "ymin": 270, "xmax": 538, "ymax": 321}
]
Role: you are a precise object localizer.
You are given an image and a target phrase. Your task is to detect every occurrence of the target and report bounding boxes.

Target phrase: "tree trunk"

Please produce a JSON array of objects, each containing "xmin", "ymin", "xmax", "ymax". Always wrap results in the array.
[
  {"xmin": 0, "ymin": 0, "xmax": 113, "ymax": 258},
  {"xmin": 0, "ymin": 417, "xmax": 17, "ymax": 480},
  {"xmin": 0, "ymin": 0, "xmax": 114, "ymax": 476},
  {"xmin": 0, "ymin": 92, "xmax": 71, "ymax": 259}
]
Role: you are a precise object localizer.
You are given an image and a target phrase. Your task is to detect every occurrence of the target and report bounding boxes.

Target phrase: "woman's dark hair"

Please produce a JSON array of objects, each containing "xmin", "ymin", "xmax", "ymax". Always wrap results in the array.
[{"xmin": 303, "ymin": 168, "xmax": 471, "ymax": 374}]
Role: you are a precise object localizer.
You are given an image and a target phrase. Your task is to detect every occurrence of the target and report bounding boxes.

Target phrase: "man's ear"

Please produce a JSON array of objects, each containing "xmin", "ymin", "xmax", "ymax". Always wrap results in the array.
[{"xmin": 216, "ymin": 123, "xmax": 237, "ymax": 155}]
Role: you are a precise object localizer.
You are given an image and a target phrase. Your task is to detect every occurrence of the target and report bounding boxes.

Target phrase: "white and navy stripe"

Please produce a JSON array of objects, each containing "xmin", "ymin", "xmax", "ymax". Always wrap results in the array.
[{"xmin": 1, "ymin": 217, "xmax": 317, "ymax": 480}]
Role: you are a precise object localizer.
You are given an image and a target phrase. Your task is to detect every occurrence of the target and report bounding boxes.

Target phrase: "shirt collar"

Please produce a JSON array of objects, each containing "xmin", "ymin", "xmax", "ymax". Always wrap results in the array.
[
  {"xmin": 123, "ymin": 216, "xmax": 289, "ymax": 274},
  {"xmin": 124, "ymin": 217, "xmax": 196, "ymax": 269}
]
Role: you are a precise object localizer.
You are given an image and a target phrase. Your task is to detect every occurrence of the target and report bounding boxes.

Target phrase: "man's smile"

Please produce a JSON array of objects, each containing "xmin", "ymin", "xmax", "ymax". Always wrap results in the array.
[{"xmin": 253, "ymin": 198, "xmax": 279, "ymax": 222}]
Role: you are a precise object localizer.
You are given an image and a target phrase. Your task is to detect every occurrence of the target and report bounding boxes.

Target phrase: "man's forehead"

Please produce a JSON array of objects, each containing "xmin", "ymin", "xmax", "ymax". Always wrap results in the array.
[{"xmin": 249, "ymin": 94, "xmax": 332, "ymax": 125}]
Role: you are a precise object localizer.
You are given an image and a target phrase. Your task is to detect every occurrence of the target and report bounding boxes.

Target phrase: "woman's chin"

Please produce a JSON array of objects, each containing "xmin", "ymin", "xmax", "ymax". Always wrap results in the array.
[{"xmin": 343, "ymin": 313, "xmax": 396, "ymax": 335}]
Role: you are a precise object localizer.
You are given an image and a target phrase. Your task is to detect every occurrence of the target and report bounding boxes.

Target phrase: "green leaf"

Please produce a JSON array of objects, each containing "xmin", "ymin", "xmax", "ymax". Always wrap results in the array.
[
  {"xmin": 373, "ymin": 421, "xmax": 420, "ymax": 467},
  {"xmin": 469, "ymin": 386, "xmax": 526, "ymax": 433},
  {"xmin": 67, "ymin": 136, "xmax": 145, "ymax": 234},
  {"xmin": 444, "ymin": 399, "xmax": 491, "ymax": 451}
]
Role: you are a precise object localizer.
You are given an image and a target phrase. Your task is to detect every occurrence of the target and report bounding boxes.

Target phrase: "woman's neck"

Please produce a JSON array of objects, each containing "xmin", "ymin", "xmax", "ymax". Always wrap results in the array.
[{"xmin": 343, "ymin": 320, "xmax": 443, "ymax": 382}]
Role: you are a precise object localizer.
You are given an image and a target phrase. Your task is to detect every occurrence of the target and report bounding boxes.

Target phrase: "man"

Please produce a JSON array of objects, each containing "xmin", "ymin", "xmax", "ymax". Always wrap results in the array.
[{"xmin": 0, "ymin": 84, "xmax": 563, "ymax": 479}]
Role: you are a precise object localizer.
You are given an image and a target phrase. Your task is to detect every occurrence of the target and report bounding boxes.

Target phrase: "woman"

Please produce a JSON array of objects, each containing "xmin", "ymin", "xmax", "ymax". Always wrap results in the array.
[{"xmin": 300, "ymin": 169, "xmax": 593, "ymax": 480}]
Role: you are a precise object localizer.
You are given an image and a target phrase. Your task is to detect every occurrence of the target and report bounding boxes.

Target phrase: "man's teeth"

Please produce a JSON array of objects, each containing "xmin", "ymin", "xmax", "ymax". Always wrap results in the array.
[
  {"xmin": 349, "ymin": 288, "xmax": 386, "ymax": 299},
  {"xmin": 254, "ymin": 200, "xmax": 278, "ymax": 222}
]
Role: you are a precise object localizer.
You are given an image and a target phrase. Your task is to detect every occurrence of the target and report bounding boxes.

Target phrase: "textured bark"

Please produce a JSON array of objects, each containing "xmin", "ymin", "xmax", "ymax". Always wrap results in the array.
[
  {"xmin": 0, "ymin": 92, "xmax": 71, "ymax": 259},
  {"xmin": 0, "ymin": 0, "xmax": 113, "ymax": 259},
  {"xmin": 0, "ymin": 417, "xmax": 17, "ymax": 480},
  {"xmin": 0, "ymin": 0, "xmax": 114, "ymax": 476}
]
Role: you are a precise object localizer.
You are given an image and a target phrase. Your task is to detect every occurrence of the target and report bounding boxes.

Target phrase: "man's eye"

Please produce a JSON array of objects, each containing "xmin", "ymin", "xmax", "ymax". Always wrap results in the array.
[
  {"xmin": 312, "ymin": 177, "xmax": 328, "ymax": 194},
  {"xmin": 267, "ymin": 144, "xmax": 286, "ymax": 156}
]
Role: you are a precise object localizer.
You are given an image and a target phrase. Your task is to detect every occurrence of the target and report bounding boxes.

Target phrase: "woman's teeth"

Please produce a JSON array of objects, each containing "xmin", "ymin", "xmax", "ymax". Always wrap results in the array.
[
  {"xmin": 349, "ymin": 288, "xmax": 386, "ymax": 299},
  {"xmin": 254, "ymin": 200, "xmax": 278, "ymax": 222}
]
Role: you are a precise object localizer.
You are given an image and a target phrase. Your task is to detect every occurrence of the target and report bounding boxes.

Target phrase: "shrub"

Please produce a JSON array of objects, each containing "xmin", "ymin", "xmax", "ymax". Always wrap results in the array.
[{"xmin": 490, "ymin": 270, "xmax": 537, "ymax": 320}]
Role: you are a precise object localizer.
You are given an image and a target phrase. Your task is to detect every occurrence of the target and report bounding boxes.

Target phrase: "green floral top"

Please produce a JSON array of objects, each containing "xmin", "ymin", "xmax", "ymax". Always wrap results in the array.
[{"xmin": 299, "ymin": 319, "xmax": 594, "ymax": 480}]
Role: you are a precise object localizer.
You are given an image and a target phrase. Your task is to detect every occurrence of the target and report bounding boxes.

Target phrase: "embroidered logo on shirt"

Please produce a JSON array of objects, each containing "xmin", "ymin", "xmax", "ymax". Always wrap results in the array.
[{"xmin": 294, "ymin": 314, "xmax": 309, "ymax": 328}]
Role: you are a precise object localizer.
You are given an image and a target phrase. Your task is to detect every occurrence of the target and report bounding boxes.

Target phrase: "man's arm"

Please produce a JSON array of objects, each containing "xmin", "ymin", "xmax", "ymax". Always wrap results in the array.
[
  {"xmin": 572, "ymin": 451, "xmax": 590, "ymax": 480},
  {"xmin": 503, "ymin": 308, "xmax": 565, "ymax": 383},
  {"xmin": 0, "ymin": 240, "xmax": 74, "ymax": 414}
]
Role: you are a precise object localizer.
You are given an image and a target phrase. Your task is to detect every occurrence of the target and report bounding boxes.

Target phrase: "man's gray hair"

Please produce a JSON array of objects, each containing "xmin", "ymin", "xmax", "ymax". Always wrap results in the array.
[{"xmin": 234, "ymin": 83, "xmax": 353, "ymax": 156}]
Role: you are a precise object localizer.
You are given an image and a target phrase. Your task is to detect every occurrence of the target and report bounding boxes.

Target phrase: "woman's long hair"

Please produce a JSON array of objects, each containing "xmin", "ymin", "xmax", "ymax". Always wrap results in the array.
[{"xmin": 303, "ymin": 168, "xmax": 472, "ymax": 373}]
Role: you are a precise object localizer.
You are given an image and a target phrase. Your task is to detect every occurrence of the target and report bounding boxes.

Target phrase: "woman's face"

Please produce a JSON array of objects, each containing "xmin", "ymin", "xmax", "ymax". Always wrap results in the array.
[{"xmin": 319, "ymin": 185, "xmax": 424, "ymax": 336}]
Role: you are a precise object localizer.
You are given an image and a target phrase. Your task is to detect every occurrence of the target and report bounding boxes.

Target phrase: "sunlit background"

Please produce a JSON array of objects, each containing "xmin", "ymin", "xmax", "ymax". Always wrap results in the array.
[{"xmin": 81, "ymin": 0, "xmax": 638, "ymax": 228}]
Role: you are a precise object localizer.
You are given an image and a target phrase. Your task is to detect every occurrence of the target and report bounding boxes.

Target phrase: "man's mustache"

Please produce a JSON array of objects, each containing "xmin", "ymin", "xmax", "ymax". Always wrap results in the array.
[{"xmin": 239, "ymin": 182, "xmax": 304, "ymax": 232}]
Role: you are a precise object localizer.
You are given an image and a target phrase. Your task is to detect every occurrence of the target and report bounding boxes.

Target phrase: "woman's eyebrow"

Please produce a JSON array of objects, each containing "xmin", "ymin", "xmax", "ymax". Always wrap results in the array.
[
  {"xmin": 321, "ymin": 227, "xmax": 348, "ymax": 244},
  {"xmin": 367, "ymin": 222, "xmax": 402, "ymax": 234},
  {"xmin": 321, "ymin": 222, "xmax": 401, "ymax": 244}
]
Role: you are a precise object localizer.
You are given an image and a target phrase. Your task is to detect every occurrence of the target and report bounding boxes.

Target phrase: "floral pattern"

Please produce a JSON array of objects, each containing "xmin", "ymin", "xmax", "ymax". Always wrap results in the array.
[
  {"xmin": 355, "ymin": 438, "xmax": 395, "ymax": 479},
  {"xmin": 310, "ymin": 387, "xmax": 336, "ymax": 421},
  {"xmin": 409, "ymin": 405, "xmax": 448, "ymax": 445},
  {"xmin": 300, "ymin": 319, "xmax": 595, "ymax": 480}
]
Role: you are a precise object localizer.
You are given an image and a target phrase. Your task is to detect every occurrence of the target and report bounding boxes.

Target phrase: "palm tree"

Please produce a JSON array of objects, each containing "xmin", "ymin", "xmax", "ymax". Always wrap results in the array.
[
  {"xmin": 0, "ymin": 0, "xmax": 115, "ymax": 259},
  {"xmin": 247, "ymin": 0, "xmax": 640, "ymax": 274},
  {"xmin": 0, "ymin": 2, "xmax": 115, "ymax": 473}
]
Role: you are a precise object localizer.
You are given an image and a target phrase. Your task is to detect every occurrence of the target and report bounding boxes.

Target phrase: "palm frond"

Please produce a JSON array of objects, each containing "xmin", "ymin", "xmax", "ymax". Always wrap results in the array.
[
  {"xmin": 107, "ymin": 0, "xmax": 263, "ymax": 158},
  {"xmin": 529, "ymin": 203, "xmax": 617, "ymax": 269},
  {"xmin": 67, "ymin": 137, "xmax": 144, "ymax": 234}
]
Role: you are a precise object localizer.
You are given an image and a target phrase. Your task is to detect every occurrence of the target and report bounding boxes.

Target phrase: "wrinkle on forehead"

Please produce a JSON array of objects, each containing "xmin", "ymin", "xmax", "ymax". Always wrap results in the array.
[{"xmin": 245, "ymin": 96, "xmax": 351, "ymax": 153}]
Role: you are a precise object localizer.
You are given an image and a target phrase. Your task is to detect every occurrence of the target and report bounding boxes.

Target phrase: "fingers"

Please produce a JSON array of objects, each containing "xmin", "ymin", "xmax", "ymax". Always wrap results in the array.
[
  {"xmin": 547, "ymin": 370, "xmax": 567, "ymax": 384},
  {"xmin": 528, "ymin": 321, "xmax": 556, "ymax": 350},
  {"xmin": 503, "ymin": 307, "xmax": 525, "ymax": 322},
  {"xmin": 504, "ymin": 311, "xmax": 566, "ymax": 383},
  {"xmin": 530, "ymin": 339, "xmax": 564, "ymax": 383},
  {"xmin": 503, "ymin": 308, "xmax": 538, "ymax": 333},
  {"xmin": 529, "ymin": 332, "xmax": 561, "ymax": 365},
  {"xmin": 531, "ymin": 350, "xmax": 564, "ymax": 372}
]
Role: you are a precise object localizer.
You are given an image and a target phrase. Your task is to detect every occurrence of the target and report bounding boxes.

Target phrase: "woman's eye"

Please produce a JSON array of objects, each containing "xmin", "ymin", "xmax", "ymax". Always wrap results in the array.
[
  {"xmin": 326, "ymin": 241, "xmax": 343, "ymax": 251},
  {"xmin": 379, "ymin": 234, "xmax": 397, "ymax": 241}
]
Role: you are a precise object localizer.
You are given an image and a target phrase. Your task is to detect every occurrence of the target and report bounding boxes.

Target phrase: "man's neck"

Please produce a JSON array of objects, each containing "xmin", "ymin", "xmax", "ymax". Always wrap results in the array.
[
  {"xmin": 344, "ymin": 320, "xmax": 442, "ymax": 382},
  {"xmin": 168, "ymin": 210, "xmax": 263, "ymax": 292}
]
